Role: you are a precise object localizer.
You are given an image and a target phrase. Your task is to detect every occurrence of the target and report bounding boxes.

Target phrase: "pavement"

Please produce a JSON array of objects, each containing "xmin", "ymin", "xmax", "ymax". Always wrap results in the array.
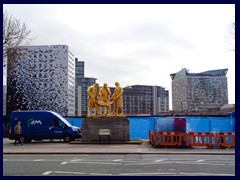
[{"xmin": 3, "ymin": 138, "xmax": 235, "ymax": 155}]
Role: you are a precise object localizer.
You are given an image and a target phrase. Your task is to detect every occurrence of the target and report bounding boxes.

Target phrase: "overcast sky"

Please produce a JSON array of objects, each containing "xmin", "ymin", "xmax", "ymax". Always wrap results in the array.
[{"xmin": 3, "ymin": 4, "xmax": 235, "ymax": 109}]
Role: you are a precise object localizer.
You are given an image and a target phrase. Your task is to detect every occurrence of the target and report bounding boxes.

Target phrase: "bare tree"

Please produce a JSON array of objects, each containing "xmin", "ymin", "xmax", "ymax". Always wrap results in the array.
[
  {"xmin": 229, "ymin": 21, "xmax": 235, "ymax": 51},
  {"xmin": 3, "ymin": 11, "xmax": 34, "ymax": 67},
  {"xmin": 226, "ymin": 6, "xmax": 235, "ymax": 51}
]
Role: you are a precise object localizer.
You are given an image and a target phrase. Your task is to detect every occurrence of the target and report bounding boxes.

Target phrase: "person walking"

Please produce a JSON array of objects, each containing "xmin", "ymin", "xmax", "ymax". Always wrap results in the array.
[{"xmin": 14, "ymin": 121, "xmax": 23, "ymax": 145}]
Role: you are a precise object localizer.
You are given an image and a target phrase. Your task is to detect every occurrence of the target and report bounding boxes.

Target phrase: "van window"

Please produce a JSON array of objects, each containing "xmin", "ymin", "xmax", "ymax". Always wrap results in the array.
[
  {"xmin": 51, "ymin": 112, "xmax": 71, "ymax": 126},
  {"xmin": 53, "ymin": 119, "xmax": 66, "ymax": 128},
  {"xmin": 54, "ymin": 119, "xmax": 59, "ymax": 127},
  {"xmin": 59, "ymin": 120, "xmax": 65, "ymax": 128}
]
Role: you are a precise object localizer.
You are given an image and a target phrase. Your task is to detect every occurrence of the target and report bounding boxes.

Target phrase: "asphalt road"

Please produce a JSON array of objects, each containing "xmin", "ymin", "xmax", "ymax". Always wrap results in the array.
[{"xmin": 3, "ymin": 154, "xmax": 235, "ymax": 176}]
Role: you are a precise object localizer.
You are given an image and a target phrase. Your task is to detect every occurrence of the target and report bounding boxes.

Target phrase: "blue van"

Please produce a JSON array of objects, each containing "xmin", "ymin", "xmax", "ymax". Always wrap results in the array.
[{"xmin": 9, "ymin": 110, "xmax": 82, "ymax": 143}]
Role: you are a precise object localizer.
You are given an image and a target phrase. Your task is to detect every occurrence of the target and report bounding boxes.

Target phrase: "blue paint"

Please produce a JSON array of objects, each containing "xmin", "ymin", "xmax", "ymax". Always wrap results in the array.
[{"xmin": 65, "ymin": 116, "xmax": 235, "ymax": 140}]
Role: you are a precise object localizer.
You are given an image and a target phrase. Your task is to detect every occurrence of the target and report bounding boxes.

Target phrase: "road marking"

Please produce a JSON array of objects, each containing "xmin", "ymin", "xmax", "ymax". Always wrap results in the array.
[
  {"xmin": 54, "ymin": 171, "xmax": 85, "ymax": 175},
  {"xmin": 196, "ymin": 159, "xmax": 205, "ymax": 162},
  {"xmin": 89, "ymin": 173, "xmax": 112, "ymax": 176},
  {"xmin": 33, "ymin": 159, "xmax": 45, "ymax": 161},
  {"xmin": 119, "ymin": 172, "xmax": 177, "ymax": 175},
  {"xmin": 61, "ymin": 162, "xmax": 68, "ymax": 165},
  {"xmin": 42, "ymin": 171, "xmax": 52, "ymax": 175},
  {"xmin": 69, "ymin": 161, "xmax": 121, "ymax": 165},
  {"xmin": 154, "ymin": 159, "xmax": 165, "ymax": 162},
  {"xmin": 175, "ymin": 162, "xmax": 226, "ymax": 166},
  {"xmin": 125, "ymin": 162, "xmax": 172, "ymax": 165},
  {"xmin": 179, "ymin": 172, "xmax": 235, "ymax": 176},
  {"xmin": 3, "ymin": 159, "xmax": 8, "ymax": 161},
  {"xmin": 113, "ymin": 159, "xmax": 122, "ymax": 162},
  {"xmin": 168, "ymin": 168, "xmax": 176, "ymax": 171},
  {"xmin": 70, "ymin": 159, "xmax": 82, "ymax": 162},
  {"xmin": 43, "ymin": 171, "xmax": 112, "ymax": 176}
]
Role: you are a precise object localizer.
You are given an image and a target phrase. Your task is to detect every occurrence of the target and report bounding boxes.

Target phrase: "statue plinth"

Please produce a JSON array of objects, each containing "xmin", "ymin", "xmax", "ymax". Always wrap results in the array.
[{"xmin": 82, "ymin": 117, "xmax": 130, "ymax": 143}]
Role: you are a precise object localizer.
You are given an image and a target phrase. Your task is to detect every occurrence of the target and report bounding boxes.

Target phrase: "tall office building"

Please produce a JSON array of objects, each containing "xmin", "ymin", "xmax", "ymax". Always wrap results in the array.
[
  {"xmin": 123, "ymin": 85, "xmax": 169, "ymax": 116},
  {"xmin": 75, "ymin": 59, "xmax": 96, "ymax": 116},
  {"xmin": 7, "ymin": 45, "xmax": 75, "ymax": 116},
  {"xmin": 75, "ymin": 59, "xmax": 84, "ymax": 116},
  {"xmin": 170, "ymin": 68, "xmax": 228, "ymax": 112}
]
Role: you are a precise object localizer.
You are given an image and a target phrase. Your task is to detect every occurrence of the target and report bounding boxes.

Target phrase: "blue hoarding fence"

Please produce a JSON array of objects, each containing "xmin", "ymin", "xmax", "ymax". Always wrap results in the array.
[{"xmin": 65, "ymin": 116, "xmax": 235, "ymax": 140}]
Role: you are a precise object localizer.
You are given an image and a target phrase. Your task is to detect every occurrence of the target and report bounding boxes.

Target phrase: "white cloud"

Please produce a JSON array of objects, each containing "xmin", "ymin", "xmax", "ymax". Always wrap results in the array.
[{"xmin": 3, "ymin": 4, "xmax": 235, "ymax": 109}]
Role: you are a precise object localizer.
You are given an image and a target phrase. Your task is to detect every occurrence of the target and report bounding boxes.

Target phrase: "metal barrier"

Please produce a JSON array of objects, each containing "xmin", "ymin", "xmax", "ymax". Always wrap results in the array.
[
  {"xmin": 215, "ymin": 132, "xmax": 235, "ymax": 148},
  {"xmin": 185, "ymin": 132, "xmax": 214, "ymax": 148},
  {"xmin": 149, "ymin": 130, "xmax": 154, "ymax": 144},
  {"xmin": 152, "ymin": 131, "xmax": 183, "ymax": 147}
]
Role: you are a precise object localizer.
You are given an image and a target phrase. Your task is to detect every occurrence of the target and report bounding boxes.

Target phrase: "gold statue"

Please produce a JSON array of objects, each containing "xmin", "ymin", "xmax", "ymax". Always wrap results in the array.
[
  {"xmin": 111, "ymin": 82, "xmax": 124, "ymax": 116},
  {"xmin": 86, "ymin": 82, "xmax": 124, "ymax": 117},
  {"xmin": 99, "ymin": 83, "xmax": 112, "ymax": 116},
  {"xmin": 87, "ymin": 83, "xmax": 100, "ymax": 117}
]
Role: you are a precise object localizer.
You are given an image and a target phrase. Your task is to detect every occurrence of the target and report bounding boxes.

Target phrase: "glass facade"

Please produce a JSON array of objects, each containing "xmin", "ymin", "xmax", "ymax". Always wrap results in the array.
[
  {"xmin": 7, "ymin": 45, "xmax": 75, "ymax": 116},
  {"xmin": 123, "ymin": 85, "xmax": 169, "ymax": 116},
  {"xmin": 171, "ymin": 68, "xmax": 228, "ymax": 112}
]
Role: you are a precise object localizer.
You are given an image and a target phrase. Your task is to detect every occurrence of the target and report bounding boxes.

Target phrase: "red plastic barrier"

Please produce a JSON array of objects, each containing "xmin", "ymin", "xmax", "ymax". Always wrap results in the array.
[
  {"xmin": 215, "ymin": 132, "xmax": 235, "ymax": 148},
  {"xmin": 185, "ymin": 132, "xmax": 214, "ymax": 147},
  {"xmin": 153, "ymin": 131, "xmax": 183, "ymax": 147}
]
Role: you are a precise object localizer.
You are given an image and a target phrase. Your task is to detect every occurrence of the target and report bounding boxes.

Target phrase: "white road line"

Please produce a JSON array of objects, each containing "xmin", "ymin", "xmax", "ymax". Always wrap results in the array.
[
  {"xmin": 119, "ymin": 172, "xmax": 177, "ymax": 175},
  {"xmin": 44, "ymin": 171, "xmax": 112, "ymax": 176},
  {"xmin": 70, "ymin": 159, "xmax": 82, "ymax": 162},
  {"xmin": 179, "ymin": 172, "xmax": 235, "ymax": 176},
  {"xmin": 175, "ymin": 162, "xmax": 226, "ymax": 166},
  {"xmin": 154, "ymin": 160, "xmax": 165, "ymax": 162},
  {"xmin": 113, "ymin": 159, "xmax": 122, "ymax": 162},
  {"xmin": 89, "ymin": 173, "xmax": 112, "ymax": 176},
  {"xmin": 33, "ymin": 159, "xmax": 45, "ymax": 161},
  {"xmin": 196, "ymin": 159, "xmax": 205, "ymax": 162},
  {"xmin": 125, "ymin": 162, "xmax": 172, "ymax": 165},
  {"xmin": 42, "ymin": 171, "xmax": 52, "ymax": 175},
  {"xmin": 69, "ymin": 161, "xmax": 120, "ymax": 165},
  {"xmin": 54, "ymin": 171, "xmax": 85, "ymax": 175},
  {"xmin": 61, "ymin": 162, "xmax": 68, "ymax": 165}
]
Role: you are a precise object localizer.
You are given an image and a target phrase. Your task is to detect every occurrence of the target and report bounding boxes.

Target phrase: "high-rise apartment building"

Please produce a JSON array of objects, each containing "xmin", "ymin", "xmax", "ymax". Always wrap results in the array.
[
  {"xmin": 7, "ymin": 45, "xmax": 75, "ymax": 116},
  {"xmin": 170, "ymin": 68, "xmax": 228, "ymax": 112},
  {"xmin": 123, "ymin": 85, "xmax": 169, "ymax": 116}
]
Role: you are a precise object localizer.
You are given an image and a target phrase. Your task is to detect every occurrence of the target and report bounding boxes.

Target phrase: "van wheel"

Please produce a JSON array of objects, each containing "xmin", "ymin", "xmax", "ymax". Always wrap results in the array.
[
  {"xmin": 63, "ymin": 135, "xmax": 71, "ymax": 143},
  {"xmin": 19, "ymin": 136, "xmax": 25, "ymax": 143}
]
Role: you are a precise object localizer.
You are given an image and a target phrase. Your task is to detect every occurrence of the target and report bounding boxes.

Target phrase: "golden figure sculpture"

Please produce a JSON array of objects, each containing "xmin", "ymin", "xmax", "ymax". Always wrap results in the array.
[
  {"xmin": 87, "ymin": 83, "xmax": 100, "ymax": 117},
  {"xmin": 99, "ymin": 83, "xmax": 112, "ymax": 116},
  {"xmin": 87, "ymin": 82, "xmax": 124, "ymax": 117},
  {"xmin": 111, "ymin": 82, "xmax": 124, "ymax": 116}
]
